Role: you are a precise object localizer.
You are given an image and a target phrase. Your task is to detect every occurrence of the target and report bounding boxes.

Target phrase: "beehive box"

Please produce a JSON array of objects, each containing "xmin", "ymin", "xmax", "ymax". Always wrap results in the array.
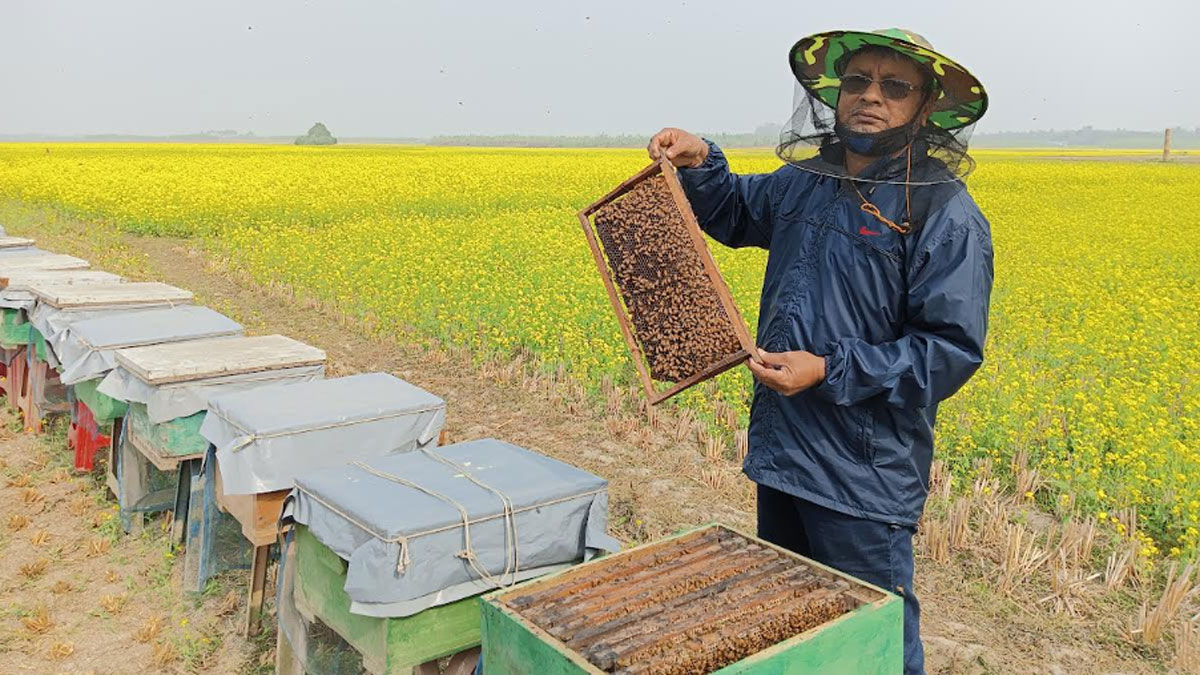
[
  {"xmin": 579, "ymin": 159, "xmax": 757, "ymax": 405},
  {"xmin": 291, "ymin": 524, "xmax": 481, "ymax": 674},
  {"xmin": 482, "ymin": 525, "xmax": 901, "ymax": 674}
]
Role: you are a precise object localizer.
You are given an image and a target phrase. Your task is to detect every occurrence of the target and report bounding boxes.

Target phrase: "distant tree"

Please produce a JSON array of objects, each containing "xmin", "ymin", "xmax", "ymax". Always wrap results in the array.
[{"xmin": 295, "ymin": 122, "xmax": 337, "ymax": 146}]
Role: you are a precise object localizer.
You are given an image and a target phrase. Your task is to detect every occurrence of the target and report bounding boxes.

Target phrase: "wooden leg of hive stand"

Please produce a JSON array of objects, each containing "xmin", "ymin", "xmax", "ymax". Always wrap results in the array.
[
  {"xmin": 182, "ymin": 457, "xmax": 213, "ymax": 594},
  {"xmin": 275, "ymin": 531, "xmax": 306, "ymax": 675},
  {"xmin": 117, "ymin": 430, "xmax": 147, "ymax": 535},
  {"xmin": 244, "ymin": 544, "xmax": 270, "ymax": 637},
  {"xmin": 275, "ymin": 625, "xmax": 306, "ymax": 675},
  {"xmin": 170, "ymin": 461, "xmax": 194, "ymax": 549}
]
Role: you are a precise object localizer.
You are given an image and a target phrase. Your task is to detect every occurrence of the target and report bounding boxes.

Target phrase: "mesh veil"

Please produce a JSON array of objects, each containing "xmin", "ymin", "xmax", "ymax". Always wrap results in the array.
[{"xmin": 777, "ymin": 55, "xmax": 978, "ymax": 186}]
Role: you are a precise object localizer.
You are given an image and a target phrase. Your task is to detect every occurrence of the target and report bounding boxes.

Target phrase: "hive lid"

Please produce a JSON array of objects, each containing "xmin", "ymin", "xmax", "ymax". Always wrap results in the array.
[
  {"xmin": 70, "ymin": 305, "xmax": 243, "ymax": 350},
  {"xmin": 0, "ymin": 236, "xmax": 35, "ymax": 249},
  {"xmin": 0, "ymin": 270, "xmax": 123, "ymax": 291},
  {"xmin": 287, "ymin": 439, "xmax": 619, "ymax": 617},
  {"xmin": 0, "ymin": 253, "xmax": 90, "ymax": 273},
  {"xmin": 203, "ymin": 373, "xmax": 447, "ymax": 495},
  {"xmin": 114, "ymin": 334, "xmax": 326, "ymax": 385},
  {"xmin": 57, "ymin": 306, "xmax": 244, "ymax": 386},
  {"xmin": 30, "ymin": 281, "xmax": 193, "ymax": 309},
  {"xmin": 207, "ymin": 372, "xmax": 444, "ymax": 437}
]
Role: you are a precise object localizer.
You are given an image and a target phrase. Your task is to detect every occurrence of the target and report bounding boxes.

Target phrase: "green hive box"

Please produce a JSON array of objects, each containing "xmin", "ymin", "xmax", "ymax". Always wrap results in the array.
[
  {"xmin": 481, "ymin": 524, "xmax": 902, "ymax": 675},
  {"xmin": 74, "ymin": 377, "xmax": 127, "ymax": 422},
  {"xmin": 31, "ymin": 327, "xmax": 48, "ymax": 362},
  {"xmin": 292, "ymin": 524, "xmax": 481, "ymax": 674},
  {"xmin": 0, "ymin": 308, "xmax": 31, "ymax": 349},
  {"xmin": 125, "ymin": 402, "xmax": 208, "ymax": 459}
]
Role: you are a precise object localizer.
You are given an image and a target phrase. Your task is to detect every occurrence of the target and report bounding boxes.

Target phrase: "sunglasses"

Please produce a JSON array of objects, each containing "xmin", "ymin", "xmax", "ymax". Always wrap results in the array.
[{"xmin": 839, "ymin": 74, "xmax": 920, "ymax": 100}]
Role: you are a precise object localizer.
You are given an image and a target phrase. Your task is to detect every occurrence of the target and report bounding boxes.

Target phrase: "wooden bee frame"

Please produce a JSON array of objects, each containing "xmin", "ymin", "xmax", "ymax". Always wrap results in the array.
[{"xmin": 579, "ymin": 158, "xmax": 758, "ymax": 406}]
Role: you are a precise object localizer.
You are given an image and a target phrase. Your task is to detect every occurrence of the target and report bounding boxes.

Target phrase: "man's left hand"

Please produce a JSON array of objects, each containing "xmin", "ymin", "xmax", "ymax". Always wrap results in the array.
[{"xmin": 746, "ymin": 348, "xmax": 826, "ymax": 396}]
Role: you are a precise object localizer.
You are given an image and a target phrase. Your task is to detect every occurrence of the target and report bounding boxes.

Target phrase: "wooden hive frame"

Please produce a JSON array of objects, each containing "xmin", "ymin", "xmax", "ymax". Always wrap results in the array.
[{"xmin": 578, "ymin": 158, "xmax": 757, "ymax": 406}]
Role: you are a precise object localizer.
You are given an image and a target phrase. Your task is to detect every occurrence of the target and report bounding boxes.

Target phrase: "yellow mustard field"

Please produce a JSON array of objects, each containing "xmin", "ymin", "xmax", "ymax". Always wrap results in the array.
[{"xmin": 0, "ymin": 143, "xmax": 1196, "ymax": 558}]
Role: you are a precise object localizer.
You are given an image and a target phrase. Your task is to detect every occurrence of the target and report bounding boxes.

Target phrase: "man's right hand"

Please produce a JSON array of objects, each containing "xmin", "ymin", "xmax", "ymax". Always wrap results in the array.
[{"xmin": 647, "ymin": 128, "xmax": 709, "ymax": 168}]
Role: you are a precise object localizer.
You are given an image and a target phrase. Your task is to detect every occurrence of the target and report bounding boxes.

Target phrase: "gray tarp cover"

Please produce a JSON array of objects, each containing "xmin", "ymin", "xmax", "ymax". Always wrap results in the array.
[
  {"xmin": 57, "ymin": 306, "xmax": 243, "ymax": 385},
  {"xmin": 284, "ymin": 439, "xmax": 621, "ymax": 618},
  {"xmin": 201, "ymin": 373, "xmax": 446, "ymax": 496},
  {"xmin": 30, "ymin": 301, "xmax": 192, "ymax": 366},
  {"xmin": 97, "ymin": 363, "xmax": 325, "ymax": 423}
]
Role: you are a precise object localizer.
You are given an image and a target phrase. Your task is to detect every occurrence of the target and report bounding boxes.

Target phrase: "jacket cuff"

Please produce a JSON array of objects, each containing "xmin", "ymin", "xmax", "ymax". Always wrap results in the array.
[
  {"xmin": 813, "ymin": 348, "xmax": 846, "ymax": 404},
  {"xmin": 679, "ymin": 139, "xmax": 725, "ymax": 172}
]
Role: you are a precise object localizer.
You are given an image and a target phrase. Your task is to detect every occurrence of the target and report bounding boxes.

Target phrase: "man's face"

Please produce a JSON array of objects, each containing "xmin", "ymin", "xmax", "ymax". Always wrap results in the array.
[{"xmin": 835, "ymin": 50, "xmax": 929, "ymax": 134}]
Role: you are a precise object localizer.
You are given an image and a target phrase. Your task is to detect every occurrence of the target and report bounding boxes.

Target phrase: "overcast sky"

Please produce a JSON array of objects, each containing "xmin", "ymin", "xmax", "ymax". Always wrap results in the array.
[{"xmin": 2, "ymin": 0, "xmax": 1194, "ymax": 137}]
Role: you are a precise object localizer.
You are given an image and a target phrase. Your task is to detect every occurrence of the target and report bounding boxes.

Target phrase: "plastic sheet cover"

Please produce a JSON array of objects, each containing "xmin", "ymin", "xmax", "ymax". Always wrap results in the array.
[
  {"xmin": 201, "ymin": 373, "xmax": 446, "ymax": 496},
  {"xmin": 57, "ymin": 306, "xmax": 243, "ymax": 386},
  {"xmin": 97, "ymin": 363, "xmax": 325, "ymax": 423},
  {"xmin": 30, "ymin": 302, "xmax": 191, "ymax": 363},
  {"xmin": 284, "ymin": 439, "xmax": 621, "ymax": 618}
]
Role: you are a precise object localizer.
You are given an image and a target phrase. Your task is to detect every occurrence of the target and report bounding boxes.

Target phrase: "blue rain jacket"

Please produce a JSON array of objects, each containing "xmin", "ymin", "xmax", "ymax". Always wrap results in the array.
[{"xmin": 677, "ymin": 141, "xmax": 994, "ymax": 526}]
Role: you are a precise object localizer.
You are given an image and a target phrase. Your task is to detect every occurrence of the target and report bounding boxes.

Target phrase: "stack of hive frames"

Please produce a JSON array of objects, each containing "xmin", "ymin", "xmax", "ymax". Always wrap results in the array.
[{"xmin": 483, "ymin": 525, "xmax": 901, "ymax": 674}]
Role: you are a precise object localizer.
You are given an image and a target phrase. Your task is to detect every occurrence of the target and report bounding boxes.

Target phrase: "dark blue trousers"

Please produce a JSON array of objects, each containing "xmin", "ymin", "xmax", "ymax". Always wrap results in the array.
[{"xmin": 756, "ymin": 483, "xmax": 923, "ymax": 675}]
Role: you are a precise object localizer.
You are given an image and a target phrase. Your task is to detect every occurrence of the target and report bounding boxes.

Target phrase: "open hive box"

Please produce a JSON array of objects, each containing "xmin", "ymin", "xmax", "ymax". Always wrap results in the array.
[
  {"xmin": 579, "ymin": 159, "xmax": 757, "ymax": 405},
  {"xmin": 482, "ymin": 524, "xmax": 901, "ymax": 674}
]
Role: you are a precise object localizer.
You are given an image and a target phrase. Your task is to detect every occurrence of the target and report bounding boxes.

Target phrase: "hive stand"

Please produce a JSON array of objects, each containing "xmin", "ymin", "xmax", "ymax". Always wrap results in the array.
[
  {"xmin": 68, "ymin": 398, "xmax": 114, "ymax": 472},
  {"xmin": 106, "ymin": 411, "xmax": 194, "ymax": 535},
  {"xmin": 19, "ymin": 350, "xmax": 67, "ymax": 432},
  {"xmin": 1, "ymin": 308, "xmax": 38, "ymax": 407},
  {"xmin": 69, "ymin": 379, "xmax": 127, "ymax": 472},
  {"xmin": 2, "ymin": 347, "xmax": 27, "ymax": 411}
]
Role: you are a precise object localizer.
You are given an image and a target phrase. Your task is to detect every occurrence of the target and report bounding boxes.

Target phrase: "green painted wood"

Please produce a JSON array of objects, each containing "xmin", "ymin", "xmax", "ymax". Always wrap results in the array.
[
  {"xmin": 481, "ymin": 601, "xmax": 600, "ymax": 675},
  {"xmin": 294, "ymin": 525, "xmax": 481, "ymax": 674},
  {"xmin": 29, "ymin": 327, "xmax": 48, "ymax": 362},
  {"xmin": 0, "ymin": 308, "xmax": 31, "ymax": 348},
  {"xmin": 481, "ymin": 524, "xmax": 903, "ymax": 675},
  {"xmin": 74, "ymin": 377, "xmax": 127, "ymax": 422},
  {"xmin": 126, "ymin": 402, "xmax": 208, "ymax": 458}
]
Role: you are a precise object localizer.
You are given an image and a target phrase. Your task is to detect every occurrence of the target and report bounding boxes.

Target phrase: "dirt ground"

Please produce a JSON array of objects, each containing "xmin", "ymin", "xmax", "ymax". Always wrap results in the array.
[{"xmin": 0, "ymin": 214, "xmax": 1181, "ymax": 673}]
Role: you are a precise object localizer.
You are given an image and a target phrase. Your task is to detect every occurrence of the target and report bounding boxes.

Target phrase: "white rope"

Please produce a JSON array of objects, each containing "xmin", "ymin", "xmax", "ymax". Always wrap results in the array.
[
  {"xmin": 351, "ymin": 449, "xmax": 522, "ymax": 588},
  {"xmin": 293, "ymin": 461, "xmax": 605, "ymax": 588}
]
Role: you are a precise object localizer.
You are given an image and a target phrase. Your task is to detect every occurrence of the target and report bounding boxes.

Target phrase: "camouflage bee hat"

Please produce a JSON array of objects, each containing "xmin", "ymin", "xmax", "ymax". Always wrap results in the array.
[{"xmin": 789, "ymin": 28, "xmax": 988, "ymax": 131}]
